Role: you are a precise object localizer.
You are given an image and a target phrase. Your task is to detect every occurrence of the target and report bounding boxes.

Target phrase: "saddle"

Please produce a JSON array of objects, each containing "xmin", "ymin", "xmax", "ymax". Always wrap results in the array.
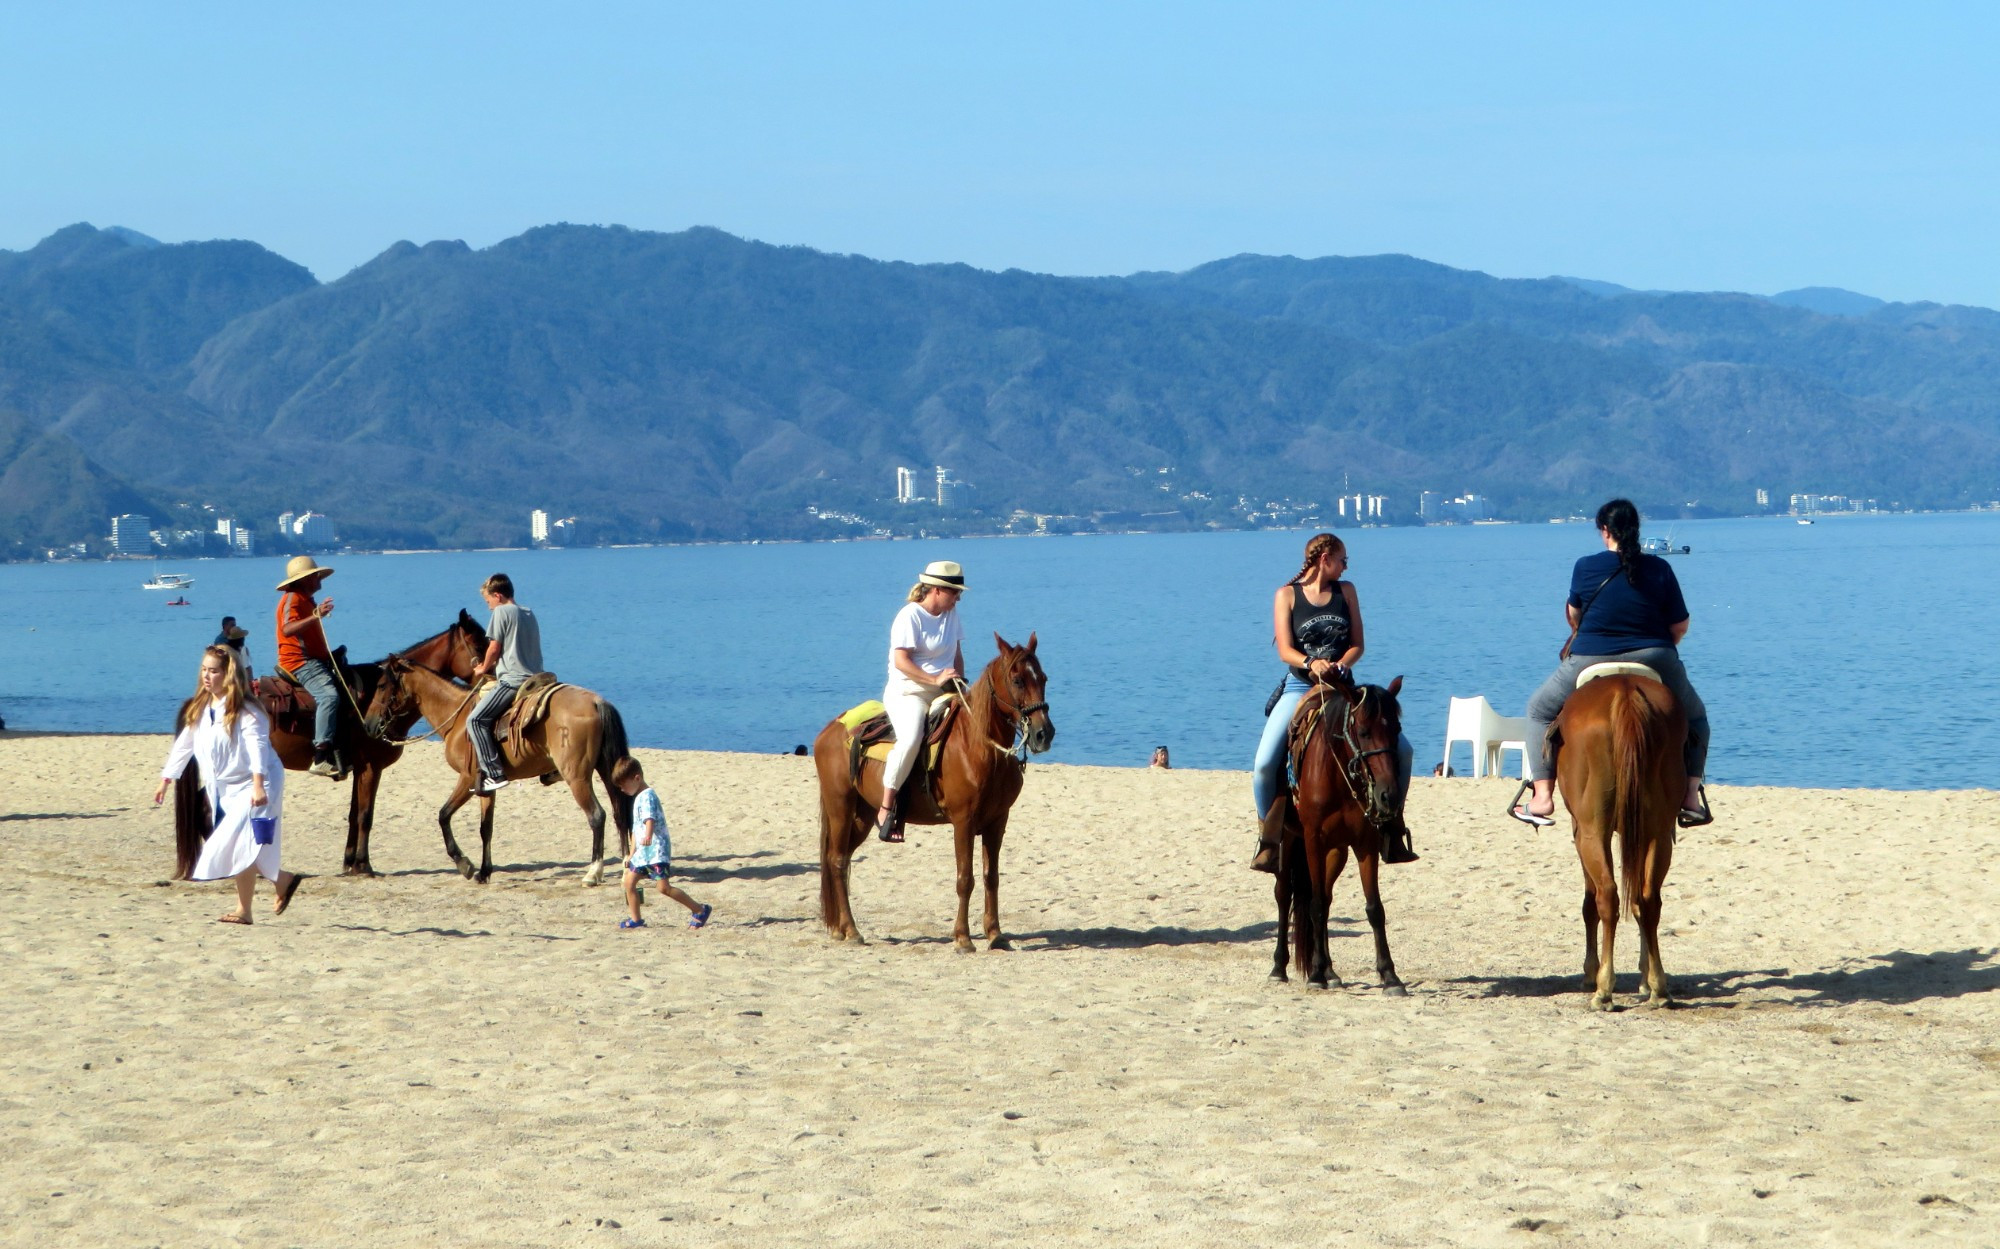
[
  {"xmin": 835, "ymin": 694, "xmax": 962, "ymax": 796},
  {"xmin": 258, "ymin": 646, "xmax": 352, "ymax": 735},
  {"xmin": 1575, "ymin": 661, "xmax": 1663, "ymax": 689},
  {"xmin": 491, "ymin": 671, "xmax": 565, "ymax": 751}
]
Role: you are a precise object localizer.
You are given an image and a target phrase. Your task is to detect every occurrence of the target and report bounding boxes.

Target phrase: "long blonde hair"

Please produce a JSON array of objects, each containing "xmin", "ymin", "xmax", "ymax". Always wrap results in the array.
[{"xmin": 181, "ymin": 645, "xmax": 248, "ymax": 732}]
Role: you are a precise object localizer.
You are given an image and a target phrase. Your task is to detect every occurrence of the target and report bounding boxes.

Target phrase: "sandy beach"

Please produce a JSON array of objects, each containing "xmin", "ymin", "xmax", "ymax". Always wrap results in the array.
[{"xmin": 2, "ymin": 732, "xmax": 1995, "ymax": 1247}]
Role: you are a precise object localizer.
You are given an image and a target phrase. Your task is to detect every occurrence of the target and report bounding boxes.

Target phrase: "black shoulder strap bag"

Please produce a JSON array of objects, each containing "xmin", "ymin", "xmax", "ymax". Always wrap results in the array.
[{"xmin": 1559, "ymin": 570, "xmax": 1621, "ymax": 661}]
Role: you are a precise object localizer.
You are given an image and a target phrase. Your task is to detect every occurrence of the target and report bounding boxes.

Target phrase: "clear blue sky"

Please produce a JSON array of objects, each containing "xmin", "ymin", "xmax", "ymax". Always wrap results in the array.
[{"xmin": 5, "ymin": 3, "xmax": 1997, "ymax": 305}]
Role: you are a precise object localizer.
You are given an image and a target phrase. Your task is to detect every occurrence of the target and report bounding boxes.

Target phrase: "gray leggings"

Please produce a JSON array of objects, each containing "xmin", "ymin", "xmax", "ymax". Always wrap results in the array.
[{"xmin": 1525, "ymin": 647, "xmax": 1708, "ymax": 782}]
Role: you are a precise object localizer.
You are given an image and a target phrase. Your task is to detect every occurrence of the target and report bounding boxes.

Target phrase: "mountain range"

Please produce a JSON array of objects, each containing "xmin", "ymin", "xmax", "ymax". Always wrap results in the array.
[{"xmin": 4, "ymin": 221, "xmax": 1998, "ymax": 555}]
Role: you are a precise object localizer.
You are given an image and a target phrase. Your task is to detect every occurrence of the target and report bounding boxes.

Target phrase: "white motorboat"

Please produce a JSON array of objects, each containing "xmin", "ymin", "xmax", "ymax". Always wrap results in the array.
[{"xmin": 142, "ymin": 572, "xmax": 196, "ymax": 591}]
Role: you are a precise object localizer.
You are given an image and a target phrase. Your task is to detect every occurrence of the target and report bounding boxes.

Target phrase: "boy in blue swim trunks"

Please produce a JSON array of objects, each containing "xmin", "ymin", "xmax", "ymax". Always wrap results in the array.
[{"xmin": 613, "ymin": 757, "xmax": 711, "ymax": 930}]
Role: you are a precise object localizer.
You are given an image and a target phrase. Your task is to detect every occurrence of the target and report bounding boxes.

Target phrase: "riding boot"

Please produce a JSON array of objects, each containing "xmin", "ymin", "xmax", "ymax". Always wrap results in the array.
[
  {"xmin": 1250, "ymin": 796, "xmax": 1287, "ymax": 873},
  {"xmin": 1380, "ymin": 816, "xmax": 1420, "ymax": 864}
]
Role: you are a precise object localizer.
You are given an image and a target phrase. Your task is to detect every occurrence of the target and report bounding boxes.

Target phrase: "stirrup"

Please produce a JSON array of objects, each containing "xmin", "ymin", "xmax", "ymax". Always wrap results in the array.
[
  {"xmin": 1506, "ymin": 779, "xmax": 1554, "ymax": 828},
  {"xmin": 1678, "ymin": 784, "xmax": 1713, "ymax": 828}
]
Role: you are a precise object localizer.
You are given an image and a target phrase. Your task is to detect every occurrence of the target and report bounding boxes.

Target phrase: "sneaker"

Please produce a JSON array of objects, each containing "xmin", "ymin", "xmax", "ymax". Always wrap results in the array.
[
  {"xmin": 476, "ymin": 774, "xmax": 509, "ymax": 795},
  {"xmin": 688, "ymin": 903, "xmax": 713, "ymax": 930},
  {"xmin": 308, "ymin": 756, "xmax": 339, "ymax": 778}
]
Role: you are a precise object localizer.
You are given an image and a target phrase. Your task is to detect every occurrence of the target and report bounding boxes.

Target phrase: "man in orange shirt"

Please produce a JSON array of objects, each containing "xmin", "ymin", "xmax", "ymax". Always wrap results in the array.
[{"xmin": 274, "ymin": 555, "xmax": 344, "ymax": 778}]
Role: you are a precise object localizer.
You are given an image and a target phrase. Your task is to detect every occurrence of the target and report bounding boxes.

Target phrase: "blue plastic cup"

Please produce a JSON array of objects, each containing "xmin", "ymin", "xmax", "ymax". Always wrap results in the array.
[{"xmin": 251, "ymin": 816, "xmax": 276, "ymax": 846}]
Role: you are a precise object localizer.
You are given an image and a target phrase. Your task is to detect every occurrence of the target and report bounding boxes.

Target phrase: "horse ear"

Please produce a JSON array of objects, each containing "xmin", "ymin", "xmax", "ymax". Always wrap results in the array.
[
  {"xmin": 992, "ymin": 631, "xmax": 1013, "ymax": 655},
  {"xmin": 1387, "ymin": 675, "xmax": 1403, "ymax": 698},
  {"xmin": 1025, "ymin": 631, "xmax": 1037, "ymax": 653}
]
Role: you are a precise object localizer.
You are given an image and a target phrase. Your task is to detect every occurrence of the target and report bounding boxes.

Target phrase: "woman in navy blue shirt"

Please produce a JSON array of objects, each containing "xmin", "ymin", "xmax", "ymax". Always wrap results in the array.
[{"xmin": 1513, "ymin": 499, "xmax": 1711, "ymax": 828}]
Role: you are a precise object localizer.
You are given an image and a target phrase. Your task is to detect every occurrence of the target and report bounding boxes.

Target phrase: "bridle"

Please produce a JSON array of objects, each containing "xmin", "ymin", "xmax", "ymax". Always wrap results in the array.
[
  {"xmin": 1297, "ymin": 680, "xmax": 1398, "ymax": 824},
  {"xmin": 979, "ymin": 656, "xmax": 1050, "ymax": 763}
]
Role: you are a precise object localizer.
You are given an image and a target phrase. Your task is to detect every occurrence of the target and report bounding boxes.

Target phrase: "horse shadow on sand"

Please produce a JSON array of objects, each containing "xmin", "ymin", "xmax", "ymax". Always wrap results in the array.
[{"xmin": 1443, "ymin": 948, "xmax": 1999, "ymax": 1007}]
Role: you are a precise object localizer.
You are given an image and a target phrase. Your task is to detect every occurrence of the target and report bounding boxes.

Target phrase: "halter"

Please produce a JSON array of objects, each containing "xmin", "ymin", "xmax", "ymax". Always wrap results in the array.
[
  {"xmin": 356, "ymin": 622, "xmax": 483, "ymax": 745},
  {"xmin": 1296, "ymin": 681, "xmax": 1397, "ymax": 824}
]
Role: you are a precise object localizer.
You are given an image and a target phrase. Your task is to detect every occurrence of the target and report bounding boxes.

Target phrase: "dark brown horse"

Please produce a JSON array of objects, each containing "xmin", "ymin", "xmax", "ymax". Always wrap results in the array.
[
  {"xmin": 814, "ymin": 633, "xmax": 1054, "ymax": 951},
  {"xmin": 360, "ymin": 657, "xmax": 633, "ymax": 885},
  {"xmin": 1269, "ymin": 672, "xmax": 1408, "ymax": 992},
  {"xmin": 1552, "ymin": 671, "xmax": 1686, "ymax": 1010},
  {"xmin": 172, "ymin": 611, "xmax": 488, "ymax": 879}
]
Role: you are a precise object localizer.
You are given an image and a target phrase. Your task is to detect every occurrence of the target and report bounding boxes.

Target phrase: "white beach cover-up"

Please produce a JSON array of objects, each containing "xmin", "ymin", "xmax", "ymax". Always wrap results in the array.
[{"xmin": 162, "ymin": 698, "xmax": 285, "ymax": 882}]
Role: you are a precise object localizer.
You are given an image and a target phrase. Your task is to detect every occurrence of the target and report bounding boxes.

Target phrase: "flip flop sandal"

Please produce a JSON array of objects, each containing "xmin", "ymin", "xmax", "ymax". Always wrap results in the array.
[
  {"xmin": 1506, "ymin": 780, "xmax": 1555, "ymax": 828},
  {"xmin": 217, "ymin": 914, "xmax": 252, "ymax": 925},
  {"xmin": 274, "ymin": 873, "xmax": 307, "ymax": 916},
  {"xmin": 1678, "ymin": 785, "xmax": 1714, "ymax": 828}
]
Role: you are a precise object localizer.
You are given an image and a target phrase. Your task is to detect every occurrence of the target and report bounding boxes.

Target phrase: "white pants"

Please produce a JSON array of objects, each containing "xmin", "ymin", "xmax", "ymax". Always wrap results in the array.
[{"xmin": 880, "ymin": 677, "xmax": 945, "ymax": 794}]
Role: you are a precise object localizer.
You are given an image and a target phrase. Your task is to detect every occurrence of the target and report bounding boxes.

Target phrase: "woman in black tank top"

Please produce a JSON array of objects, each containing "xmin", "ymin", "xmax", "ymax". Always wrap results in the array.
[{"xmin": 1249, "ymin": 532, "xmax": 1416, "ymax": 870}]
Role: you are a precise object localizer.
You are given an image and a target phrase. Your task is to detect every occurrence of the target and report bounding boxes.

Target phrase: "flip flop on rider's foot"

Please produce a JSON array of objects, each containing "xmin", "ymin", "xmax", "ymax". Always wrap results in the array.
[{"xmin": 1509, "ymin": 802, "xmax": 1555, "ymax": 828}]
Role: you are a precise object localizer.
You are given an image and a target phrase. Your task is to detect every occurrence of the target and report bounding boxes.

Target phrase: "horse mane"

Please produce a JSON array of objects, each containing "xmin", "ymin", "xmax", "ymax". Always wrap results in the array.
[{"xmin": 962, "ymin": 650, "xmax": 1007, "ymax": 755}]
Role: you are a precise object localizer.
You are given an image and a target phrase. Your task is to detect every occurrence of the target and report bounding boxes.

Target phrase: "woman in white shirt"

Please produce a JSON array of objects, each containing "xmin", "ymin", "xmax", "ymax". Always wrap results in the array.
[
  {"xmin": 873, "ymin": 561, "xmax": 966, "ymax": 843},
  {"xmin": 153, "ymin": 646, "xmax": 305, "ymax": 923}
]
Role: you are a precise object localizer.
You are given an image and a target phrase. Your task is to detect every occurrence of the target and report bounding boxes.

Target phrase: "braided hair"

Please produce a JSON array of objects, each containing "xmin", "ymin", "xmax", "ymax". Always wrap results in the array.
[
  {"xmin": 1291, "ymin": 532, "xmax": 1346, "ymax": 585},
  {"xmin": 1596, "ymin": 498, "xmax": 1642, "ymax": 585}
]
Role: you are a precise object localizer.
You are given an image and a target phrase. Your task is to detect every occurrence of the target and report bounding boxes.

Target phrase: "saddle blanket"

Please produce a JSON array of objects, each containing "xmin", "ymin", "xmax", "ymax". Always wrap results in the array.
[{"xmin": 835, "ymin": 695, "xmax": 959, "ymax": 777}]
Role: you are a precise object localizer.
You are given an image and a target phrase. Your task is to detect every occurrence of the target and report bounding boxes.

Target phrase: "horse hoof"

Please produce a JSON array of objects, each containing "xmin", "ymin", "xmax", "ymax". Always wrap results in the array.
[
  {"xmin": 1382, "ymin": 983, "xmax": 1409, "ymax": 997},
  {"xmin": 1590, "ymin": 995, "xmax": 1617, "ymax": 1012},
  {"xmin": 341, "ymin": 865, "xmax": 379, "ymax": 879},
  {"xmin": 1268, "ymin": 969, "xmax": 1288, "ymax": 983},
  {"xmin": 987, "ymin": 937, "xmax": 1012, "ymax": 952},
  {"xmin": 953, "ymin": 940, "xmax": 976, "ymax": 954},
  {"xmin": 454, "ymin": 859, "xmax": 475, "ymax": 881},
  {"xmin": 1306, "ymin": 979, "xmax": 1330, "ymax": 992}
]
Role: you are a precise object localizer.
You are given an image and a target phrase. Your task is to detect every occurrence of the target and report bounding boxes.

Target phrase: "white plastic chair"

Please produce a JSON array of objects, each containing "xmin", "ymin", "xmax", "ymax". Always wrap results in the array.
[{"xmin": 1442, "ymin": 696, "xmax": 1530, "ymax": 778}]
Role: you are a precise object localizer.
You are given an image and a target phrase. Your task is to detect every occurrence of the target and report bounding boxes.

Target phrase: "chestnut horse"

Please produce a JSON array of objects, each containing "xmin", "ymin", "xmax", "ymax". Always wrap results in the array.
[
  {"xmin": 814, "ymin": 633, "xmax": 1054, "ymax": 951},
  {"xmin": 360, "ymin": 657, "xmax": 633, "ymax": 885},
  {"xmin": 172, "ymin": 611, "xmax": 488, "ymax": 879},
  {"xmin": 1552, "ymin": 671, "xmax": 1686, "ymax": 1010},
  {"xmin": 1269, "ymin": 672, "xmax": 1408, "ymax": 992}
]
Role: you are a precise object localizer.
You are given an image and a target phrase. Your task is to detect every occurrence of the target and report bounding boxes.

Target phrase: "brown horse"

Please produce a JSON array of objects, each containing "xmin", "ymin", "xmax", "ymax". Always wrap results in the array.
[
  {"xmin": 1552, "ymin": 672, "xmax": 1686, "ymax": 1010},
  {"xmin": 360, "ymin": 657, "xmax": 633, "ymax": 885},
  {"xmin": 1269, "ymin": 673, "xmax": 1407, "ymax": 992},
  {"xmin": 814, "ymin": 633, "xmax": 1054, "ymax": 951},
  {"xmin": 172, "ymin": 611, "xmax": 488, "ymax": 879}
]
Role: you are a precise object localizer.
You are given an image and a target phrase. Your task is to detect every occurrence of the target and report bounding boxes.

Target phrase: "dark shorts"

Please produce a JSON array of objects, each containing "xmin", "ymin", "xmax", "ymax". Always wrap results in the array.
[{"xmin": 627, "ymin": 860, "xmax": 670, "ymax": 881}]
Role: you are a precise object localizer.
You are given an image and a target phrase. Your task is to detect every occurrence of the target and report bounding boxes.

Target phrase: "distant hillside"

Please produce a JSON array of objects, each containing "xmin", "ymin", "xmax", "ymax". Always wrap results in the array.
[{"xmin": 2, "ymin": 222, "xmax": 1998, "ymax": 555}]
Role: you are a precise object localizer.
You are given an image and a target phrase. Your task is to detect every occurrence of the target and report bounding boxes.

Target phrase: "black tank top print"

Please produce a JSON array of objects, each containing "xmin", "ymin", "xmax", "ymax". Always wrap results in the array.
[{"xmin": 1288, "ymin": 581, "xmax": 1351, "ymax": 679}]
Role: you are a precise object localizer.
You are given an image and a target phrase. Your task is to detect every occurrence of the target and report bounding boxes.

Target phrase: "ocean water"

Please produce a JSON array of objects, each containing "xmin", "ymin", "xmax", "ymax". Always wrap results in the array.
[{"xmin": 3, "ymin": 513, "xmax": 1996, "ymax": 792}]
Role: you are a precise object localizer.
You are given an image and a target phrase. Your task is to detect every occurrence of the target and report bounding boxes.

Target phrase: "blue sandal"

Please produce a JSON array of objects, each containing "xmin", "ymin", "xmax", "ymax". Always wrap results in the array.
[
  {"xmin": 618, "ymin": 917, "xmax": 646, "ymax": 929},
  {"xmin": 688, "ymin": 904, "xmax": 712, "ymax": 930}
]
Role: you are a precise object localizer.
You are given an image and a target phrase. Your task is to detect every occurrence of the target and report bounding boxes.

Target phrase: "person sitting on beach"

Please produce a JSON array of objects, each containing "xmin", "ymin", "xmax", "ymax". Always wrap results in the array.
[
  {"xmin": 1512, "ymin": 498, "xmax": 1712, "ymax": 829},
  {"xmin": 273, "ymin": 556, "xmax": 343, "ymax": 778},
  {"xmin": 613, "ymin": 756, "xmax": 711, "ymax": 930},
  {"xmin": 1249, "ymin": 532, "xmax": 1417, "ymax": 871},
  {"xmin": 1151, "ymin": 746, "xmax": 1171, "ymax": 769},
  {"xmin": 873, "ymin": 560, "xmax": 966, "ymax": 843},
  {"xmin": 153, "ymin": 645, "xmax": 305, "ymax": 924},
  {"xmin": 467, "ymin": 573, "xmax": 544, "ymax": 795}
]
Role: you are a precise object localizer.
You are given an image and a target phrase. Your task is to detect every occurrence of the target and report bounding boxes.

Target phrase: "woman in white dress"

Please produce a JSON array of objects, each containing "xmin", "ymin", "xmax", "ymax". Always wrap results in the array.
[
  {"xmin": 872, "ymin": 560, "xmax": 966, "ymax": 843},
  {"xmin": 153, "ymin": 646, "xmax": 305, "ymax": 923}
]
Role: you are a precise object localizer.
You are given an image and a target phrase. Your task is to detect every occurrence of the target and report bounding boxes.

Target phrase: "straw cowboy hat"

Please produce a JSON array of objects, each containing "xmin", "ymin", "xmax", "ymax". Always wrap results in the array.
[
  {"xmin": 275, "ymin": 555, "xmax": 336, "ymax": 591},
  {"xmin": 918, "ymin": 560, "xmax": 966, "ymax": 590}
]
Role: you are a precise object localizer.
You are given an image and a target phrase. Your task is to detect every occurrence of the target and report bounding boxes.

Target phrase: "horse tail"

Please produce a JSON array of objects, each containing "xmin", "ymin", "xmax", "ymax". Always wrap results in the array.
[
  {"xmin": 1612, "ymin": 681, "xmax": 1661, "ymax": 920},
  {"xmin": 595, "ymin": 699, "xmax": 633, "ymax": 836}
]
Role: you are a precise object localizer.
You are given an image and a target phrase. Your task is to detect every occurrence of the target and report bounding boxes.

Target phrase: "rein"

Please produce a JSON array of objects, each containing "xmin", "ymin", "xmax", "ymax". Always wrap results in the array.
[
  {"xmin": 977, "ymin": 665, "xmax": 1047, "ymax": 764},
  {"xmin": 372, "ymin": 630, "xmax": 483, "ymax": 747},
  {"xmin": 1296, "ymin": 681, "xmax": 1394, "ymax": 818}
]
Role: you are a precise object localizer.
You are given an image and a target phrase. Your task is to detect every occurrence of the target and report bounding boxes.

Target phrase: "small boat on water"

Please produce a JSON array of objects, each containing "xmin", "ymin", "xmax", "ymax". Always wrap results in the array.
[
  {"xmin": 165, "ymin": 597, "xmax": 192, "ymax": 607},
  {"xmin": 1641, "ymin": 536, "xmax": 1690, "ymax": 555},
  {"xmin": 143, "ymin": 572, "xmax": 196, "ymax": 591},
  {"xmin": 1797, "ymin": 517, "xmax": 1815, "ymax": 525}
]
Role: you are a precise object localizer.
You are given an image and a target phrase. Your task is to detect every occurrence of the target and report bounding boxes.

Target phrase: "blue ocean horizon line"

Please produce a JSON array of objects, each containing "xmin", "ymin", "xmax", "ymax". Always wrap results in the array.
[{"xmin": 3, "ymin": 512, "xmax": 1995, "ymax": 792}]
